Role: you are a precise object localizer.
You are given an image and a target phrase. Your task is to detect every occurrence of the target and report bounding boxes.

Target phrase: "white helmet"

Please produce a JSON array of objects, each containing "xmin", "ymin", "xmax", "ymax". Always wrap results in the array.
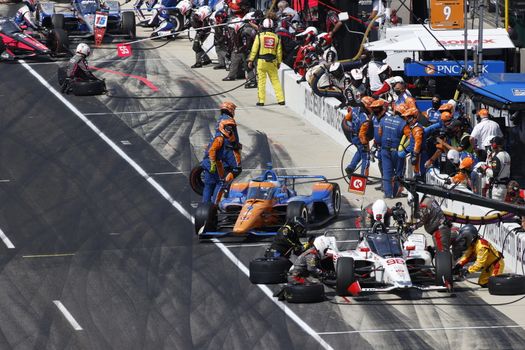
[
  {"xmin": 296, "ymin": 26, "xmax": 318, "ymax": 37},
  {"xmin": 447, "ymin": 149, "xmax": 460, "ymax": 165},
  {"xmin": 350, "ymin": 68, "xmax": 363, "ymax": 81},
  {"xmin": 196, "ymin": 6, "xmax": 212, "ymax": 21},
  {"xmin": 447, "ymin": 99, "xmax": 457, "ymax": 112},
  {"xmin": 371, "ymin": 199, "xmax": 388, "ymax": 222},
  {"xmin": 76, "ymin": 43, "xmax": 91, "ymax": 57},
  {"xmin": 262, "ymin": 18, "xmax": 273, "ymax": 29},
  {"xmin": 313, "ymin": 236, "xmax": 334, "ymax": 259}
]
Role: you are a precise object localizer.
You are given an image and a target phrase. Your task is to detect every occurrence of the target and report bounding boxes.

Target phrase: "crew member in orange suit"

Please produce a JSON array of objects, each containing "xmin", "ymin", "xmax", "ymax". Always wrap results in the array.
[{"xmin": 403, "ymin": 107, "xmax": 424, "ymax": 178}]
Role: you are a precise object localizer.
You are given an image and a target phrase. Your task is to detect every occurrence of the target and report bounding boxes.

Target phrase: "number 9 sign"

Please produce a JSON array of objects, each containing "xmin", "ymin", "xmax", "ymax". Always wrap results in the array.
[
  {"xmin": 117, "ymin": 43, "xmax": 132, "ymax": 58},
  {"xmin": 430, "ymin": 0, "xmax": 464, "ymax": 30}
]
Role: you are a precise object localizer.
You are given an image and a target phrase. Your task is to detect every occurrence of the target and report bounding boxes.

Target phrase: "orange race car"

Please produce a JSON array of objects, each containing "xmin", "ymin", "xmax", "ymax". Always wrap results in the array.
[{"xmin": 194, "ymin": 168, "xmax": 341, "ymax": 239}]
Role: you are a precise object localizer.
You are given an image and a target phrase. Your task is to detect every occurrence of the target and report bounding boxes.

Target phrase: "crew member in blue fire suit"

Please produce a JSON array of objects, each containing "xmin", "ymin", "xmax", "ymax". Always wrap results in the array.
[
  {"xmin": 344, "ymin": 96, "xmax": 375, "ymax": 176},
  {"xmin": 370, "ymin": 99, "xmax": 389, "ymax": 191},
  {"xmin": 15, "ymin": 0, "xmax": 39, "ymax": 29},
  {"xmin": 214, "ymin": 101, "xmax": 242, "ymax": 178},
  {"xmin": 201, "ymin": 119, "xmax": 241, "ymax": 203},
  {"xmin": 379, "ymin": 107, "xmax": 407, "ymax": 198}
]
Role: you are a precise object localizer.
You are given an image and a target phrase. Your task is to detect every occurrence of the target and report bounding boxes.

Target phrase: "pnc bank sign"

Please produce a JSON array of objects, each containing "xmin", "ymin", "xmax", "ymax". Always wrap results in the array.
[{"xmin": 404, "ymin": 60, "xmax": 505, "ymax": 77}]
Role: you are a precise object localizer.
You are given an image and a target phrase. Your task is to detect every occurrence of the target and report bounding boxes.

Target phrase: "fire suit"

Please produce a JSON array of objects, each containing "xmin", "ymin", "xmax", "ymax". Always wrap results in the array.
[
  {"xmin": 406, "ymin": 122, "xmax": 425, "ymax": 176},
  {"xmin": 15, "ymin": 3, "xmax": 38, "ymax": 29},
  {"xmin": 66, "ymin": 54, "xmax": 97, "ymax": 81},
  {"xmin": 201, "ymin": 134, "xmax": 241, "ymax": 203},
  {"xmin": 379, "ymin": 114, "xmax": 406, "ymax": 198},
  {"xmin": 415, "ymin": 197, "xmax": 452, "ymax": 252},
  {"xmin": 287, "ymin": 247, "xmax": 324, "ymax": 284},
  {"xmin": 191, "ymin": 16, "xmax": 212, "ymax": 66},
  {"xmin": 226, "ymin": 24, "xmax": 256, "ymax": 84},
  {"xmin": 214, "ymin": 113, "xmax": 242, "ymax": 173},
  {"xmin": 265, "ymin": 223, "xmax": 303, "ymax": 258},
  {"xmin": 486, "ymin": 150, "xmax": 511, "ymax": 201},
  {"xmin": 457, "ymin": 238, "xmax": 504, "ymax": 286},
  {"xmin": 371, "ymin": 111, "xmax": 386, "ymax": 184},
  {"xmin": 214, "ymin": 24, "xmax": 231, "ymax": 68},
  {"xmin": 345, "ymin": 109, "xmax": 372, "ymax": 176},
  {"xmin": 248, "ymin": 30, "xmax": 285, "ymax": 105}
]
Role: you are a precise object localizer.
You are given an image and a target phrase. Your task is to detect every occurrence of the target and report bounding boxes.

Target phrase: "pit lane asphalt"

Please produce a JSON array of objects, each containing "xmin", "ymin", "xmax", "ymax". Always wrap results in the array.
[{"xmin": 2, "ymin": 29, "xmax": 525, "ymax": 350}]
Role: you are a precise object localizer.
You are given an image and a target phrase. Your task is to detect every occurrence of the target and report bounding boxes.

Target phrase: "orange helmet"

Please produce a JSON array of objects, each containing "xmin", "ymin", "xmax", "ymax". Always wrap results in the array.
[
  {"xmin": 404, "ymin": 97, "xmax": 417, "ymax": 109},
  {"xmin": 459, "ymin": 157, "xmax": 474, "ymax": 170},
  {"xmin": 370, "ymin": 99, "xmax": 387, "ymax": 108},
  {"xmin": 440, "ymin": 111, "xmax": 453, "ymax": 122},
  {"xmin": 361, "ymin": 96, "xmax": 376, "ymax": 111},
  {"xmin": 402, "ymin": 107, "xmax": 419, "ymax": 119},
  {"xmin": 438, "ymin": 103, "xmax": 453, "ymax": 112},
  {"xmin": 218, "ymin": 119, "xmax": 236, "ymax": 138},
  {"xmin": 477, "ymin": 108, "xmax": 489, "ymax": 118},
  {"xmin": 394, "ymin": 103, "xmax": 407, "ymax": 116},
  {"xmin": 220, "ymin": 101, "xmax": 237, "ymax": 117}
]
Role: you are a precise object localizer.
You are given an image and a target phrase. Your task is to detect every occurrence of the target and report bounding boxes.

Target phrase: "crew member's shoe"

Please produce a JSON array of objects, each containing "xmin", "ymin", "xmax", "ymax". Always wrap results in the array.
[
  {"xmin": 202, "ymin": 59, "xmax": 212, "ymax": 66},
  {"xmin": 191, "ymin": 62, "xmax": 203, "ymax": 68},
  {"xmin": 345, "ymin": 166, "xmax": 355, "ymax": 176},
  {"xmin": 213, "ymin": 65, "xmax": 226, "ymax": 70},
  {"xmin": 222, "ymin": 77, "xmax": 235, "ymax": 81},
  {"xmin": 245, "ymin": 82, "xmax": 257, "ymax": 88},
  {"xmin": 256, "ymin": 102, "xmax": 264, "ymax": 106},
  {"xmin": 278, "ymin": 101, "xmax": 285, "ymax": 105}
]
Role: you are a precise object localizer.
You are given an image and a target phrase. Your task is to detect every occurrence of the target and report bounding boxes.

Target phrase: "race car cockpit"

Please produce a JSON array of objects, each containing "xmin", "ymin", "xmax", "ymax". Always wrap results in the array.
[{"xmin": 365, "ymin": 232, "xmax": 403, "ymax": 258}]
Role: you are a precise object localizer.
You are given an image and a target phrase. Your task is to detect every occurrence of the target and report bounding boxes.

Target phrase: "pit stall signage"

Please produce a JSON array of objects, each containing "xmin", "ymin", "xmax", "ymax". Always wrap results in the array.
[{"xmin": 430, "ymin": 0, "xmax": 465, "ymax": 30}]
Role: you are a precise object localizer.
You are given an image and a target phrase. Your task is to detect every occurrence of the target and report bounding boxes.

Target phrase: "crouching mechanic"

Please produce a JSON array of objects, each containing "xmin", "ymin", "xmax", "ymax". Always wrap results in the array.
[
  {"xmin": 201, "ymin": 119, "xmax": 241, "ymax": 203},
  {"xmin": 453, "ymin": 224, "xmax": 504, "ymax": 287},
  {"xmin": 61, "ymin": 43, "xmax": 104, "ymax": 94},
  {"xmin": 264, "ymin": 217, "xmax": 308, "ymax": 259}
]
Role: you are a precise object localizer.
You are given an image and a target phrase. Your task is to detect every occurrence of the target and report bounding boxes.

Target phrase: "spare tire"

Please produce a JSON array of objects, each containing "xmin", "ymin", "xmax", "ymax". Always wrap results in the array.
[
  {"xmin": 489, "ymin": 274, "xmax": 525, "ymax": 296},
  {"xmin": 286, "ymin": 201, "xmax": 308, "ymax": 234},
  {"xmin": 71, "ymin": 79, "xmax": 107, "ymax": 96},
  {"xmin": 249, "ymin": 257, "xmax": 292, "ymax": 284},
  {"xmin": 120, "ymin": 11, "xmax": 136, "ymax": 39},
  {"xmin": 284, "ymin": 283, "xmax": 325, "ymax": 303},
  {"xmin": 51, "ymin": 14, "xmax": 64, "ymax": 30},
  {"xmin": 47, "ymin": 28, "xmax": 69, "ymax": 54},
  {"xmin": 189, "ymin": 165, "xmax": 205, "ymax": 196}
]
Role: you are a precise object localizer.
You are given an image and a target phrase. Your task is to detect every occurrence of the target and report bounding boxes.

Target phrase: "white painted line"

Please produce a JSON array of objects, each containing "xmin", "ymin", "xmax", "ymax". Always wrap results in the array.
[
  {"xmin": 22, "ymin": 60, "xmax": 331, "ymax": 350},
  {"xmin": 53, "ymin": 300, "xmax": 83, "ymax": 331},
  {"xmin": 212, "ymin": 238, "xmax": 334, "ymax": 350},
  {"xmin": 0, "ymin": 228, "xmax": 14, "ymax": 249},
  {"xmin": 20, "ymin": 61, "xmax": 193, "ymax": 223},
  {"xmin": 149, "ymin": 165, "xmax": 341, "ymax": 176},
  {"xmin": 223, "ymin": 243, "xmax": 269, "ymax": 248},
  {"xmin": 317, "ymin": 324, "xmax": 525, "ymax": 335}
]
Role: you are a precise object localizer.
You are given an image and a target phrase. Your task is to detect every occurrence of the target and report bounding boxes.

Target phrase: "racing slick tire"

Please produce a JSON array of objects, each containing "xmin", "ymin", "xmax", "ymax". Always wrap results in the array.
[
  {"xmin": 488, "ymin": 274, "xmax": 525, "ymax": 296},
  {"xmin": 0, "ymin": 37, "xmax": 5, "ymax": 55},
  {"xmin": 189, "ymin": 165, "xmax": 205, "ymax": 196},
  {"xmin": 284, "ymin": 283, "xmax": 325, "ymax": 303},
  {"xmin": 71, "ymin": 79, "xmax": 107, "ymax": 96},
  {"xmin": 120, "ymin": 11, "xmax": 136, "ymax": 39},
  {"xmin": 194, "ymin": 202, "xmax": 218, "ymax": 236},
  {"xmin": 51, "ymin": 14, "xmax": 64, "ymax": 30},
  {"xmin": 330, "ymin": 182, "xmax": 341, "ymax": 216},
  {"xmin": 169, "ymin": 14, "xmax": 183, "ymax": 39},
  {"xmin": 435, "ymin": 251, "xmax": 453, "ymax": 289},
  {"xmin": 286, "ymin": 201, "xmax": 308, "ymax": 234},
  {"xmin": 47, "ymin": 28, "xmax": 69, "ymax": 54},
  {"xmin": 249, "ymin": 257, "xmax": 292, "ymax": 284},
  {"xmin": 336, "ymin": 257, "xmax": 355, "ymax": 296}
]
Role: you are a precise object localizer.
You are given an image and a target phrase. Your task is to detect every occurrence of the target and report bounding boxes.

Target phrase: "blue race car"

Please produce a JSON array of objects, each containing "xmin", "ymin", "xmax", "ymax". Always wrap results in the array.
[
  {"xmin": 194, "ymin": 168, "xmax": 342, "ymax": 239},
  {"xmin": 37, "ymin": 0, "xmax": 135, "ymax": 41}
]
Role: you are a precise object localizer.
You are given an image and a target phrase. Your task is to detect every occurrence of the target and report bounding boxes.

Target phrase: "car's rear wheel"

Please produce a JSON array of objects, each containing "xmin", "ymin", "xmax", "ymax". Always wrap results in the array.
[
  {"xmin": 249, "ymin": 257, "xmax": 292, "ymax": 284},
  {"xmin": 284, "ymin": 283, "xmax": 325, "ymax": 303},
  {"xmin": 189, "ymin": 165, "xmax": 204, "ymax": 196},
  {"xmin": 330, "ymin": 182, "xmax": 341, "ymax": 216},
  {"xmin": 286, "ymin": 201, "xmax": 308, "ymax": 230},
  {"xmin": 435, "ymin": 251, "xmax": 453, "ymax": 290},
  {"xmin": 120, "ymin": 11, "xmax": 136, "ymax": 39},
  {"xmin": 169, "ymin": 13, "xmax": 183, "ymax": 39},
  {"xmin": 51, "ymin": 14, "xmax": 64, "ymax": 30},
  {"xmin": 47, "ymin": 28, "xmax": 69, "ymax": 54},
  {"xmin": 336, "ymin": 257, "xmax": 355, "ymax": 296},
  {"xmin": 194, "ymin": 202, "xmax": 218, "ymax": 236}
]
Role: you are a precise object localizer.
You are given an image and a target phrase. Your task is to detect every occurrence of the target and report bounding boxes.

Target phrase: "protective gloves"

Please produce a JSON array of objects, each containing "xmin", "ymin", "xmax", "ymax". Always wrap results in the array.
[{"xmin": 210, "ymin": 161, "xmax": 217, "ymax": 174}]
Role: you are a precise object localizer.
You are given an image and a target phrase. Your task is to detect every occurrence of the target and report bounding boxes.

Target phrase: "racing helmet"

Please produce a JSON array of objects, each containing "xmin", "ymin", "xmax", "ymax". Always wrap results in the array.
[
  {"xmin": 438, "ymin": 103, "xmax": 453, "ymax": 112},
  {"xmin": 456, "ymin": 224, "xmax": 479, "ymax": 252},
  {"xmin": 402, "ymin": 107, "xmax": 419, "ymax": 122},
  {"xmin": 404, "ymin": 96, "xmax": 416, "ymax": 109},
  {"xmin": 459, "ymin": 156, "xmax": 474, "ymax": 170},
  {"xmin": 313, "ymin": 236, "xmax": 332, "ymax": 259},
  {"xmin": 262, "ymin": 18, "xmax": 274, "ymax": 29},
  {"xmin": 214, "ymin": 9, "xmax": 228, "ymax": 24},
  {"xmin": 394, "ymin": 103, "xmax": 407, "ymax": 116},
  {"xmin": 76, "ymin": 43, "xmax": 91, "ymax": 57},
  {"xmin": 219, "ymin": 101, "xmax": 237, "ymax": 117},
  {"xmin": 290, "ymin": 216, "xmax": 307, "ymax": 236},
  {"xmin": 323, "ymin": 47, "xmax": 337, "ymax": 64},
  {"xmin": 350, "ymin": 68, "xmax": 363, "ymax": 81},
  {"xmin": 371, "ymin": 199, "xmax": 388, "ymax": 222},
  {"xmin": 490, "ymin": 136, "xmax": 504, "ymax": 150},
  {"xmin": 316, "ymin": 32, "xmax": 332, "ymax": 49},
  {"xmin": 24, "ymin": 0, "xmax": 38, "ymax": 10},
  {"xmin": 196, "ymin": 6, "xmax": 212, "ymax": 21},
  {"xmin": 218, "ymin": 119, "xmax": 236, "ymax": 138},
  {"xmin": 329, "ymin": 62, "xmax": 344, "ymax": 80},
  {"xmin": 446, "ymin": 149, "xmax": 460, "ymax": 166},
  {"xmin": 296, "ymin": 26, "xmax": 318, "ymax": 44},
  {"xmin": 377, "ymin": 64, "xmax": 391, "ymax": 82},
  {"xmin": 361, "ymin": 96, "xmax": 376, "ymax": 112}
]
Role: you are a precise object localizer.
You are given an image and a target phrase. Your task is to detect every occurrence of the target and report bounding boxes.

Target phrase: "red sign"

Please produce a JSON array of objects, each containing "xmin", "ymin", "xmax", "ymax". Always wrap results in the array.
[
  {"xmin": 94, "ymin": 12, "xmax": 108, "ymax": 46},
  {"xmin": 117, "ymin": 43, "xmax": 132, "ymax": 58},
  {"xmin": 263, "ymin": 37, "xmax": 275, "ymax": 48},
  {"xmin": 348, "ymin": 175, "xmax": 367, "ymax": 195}
]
